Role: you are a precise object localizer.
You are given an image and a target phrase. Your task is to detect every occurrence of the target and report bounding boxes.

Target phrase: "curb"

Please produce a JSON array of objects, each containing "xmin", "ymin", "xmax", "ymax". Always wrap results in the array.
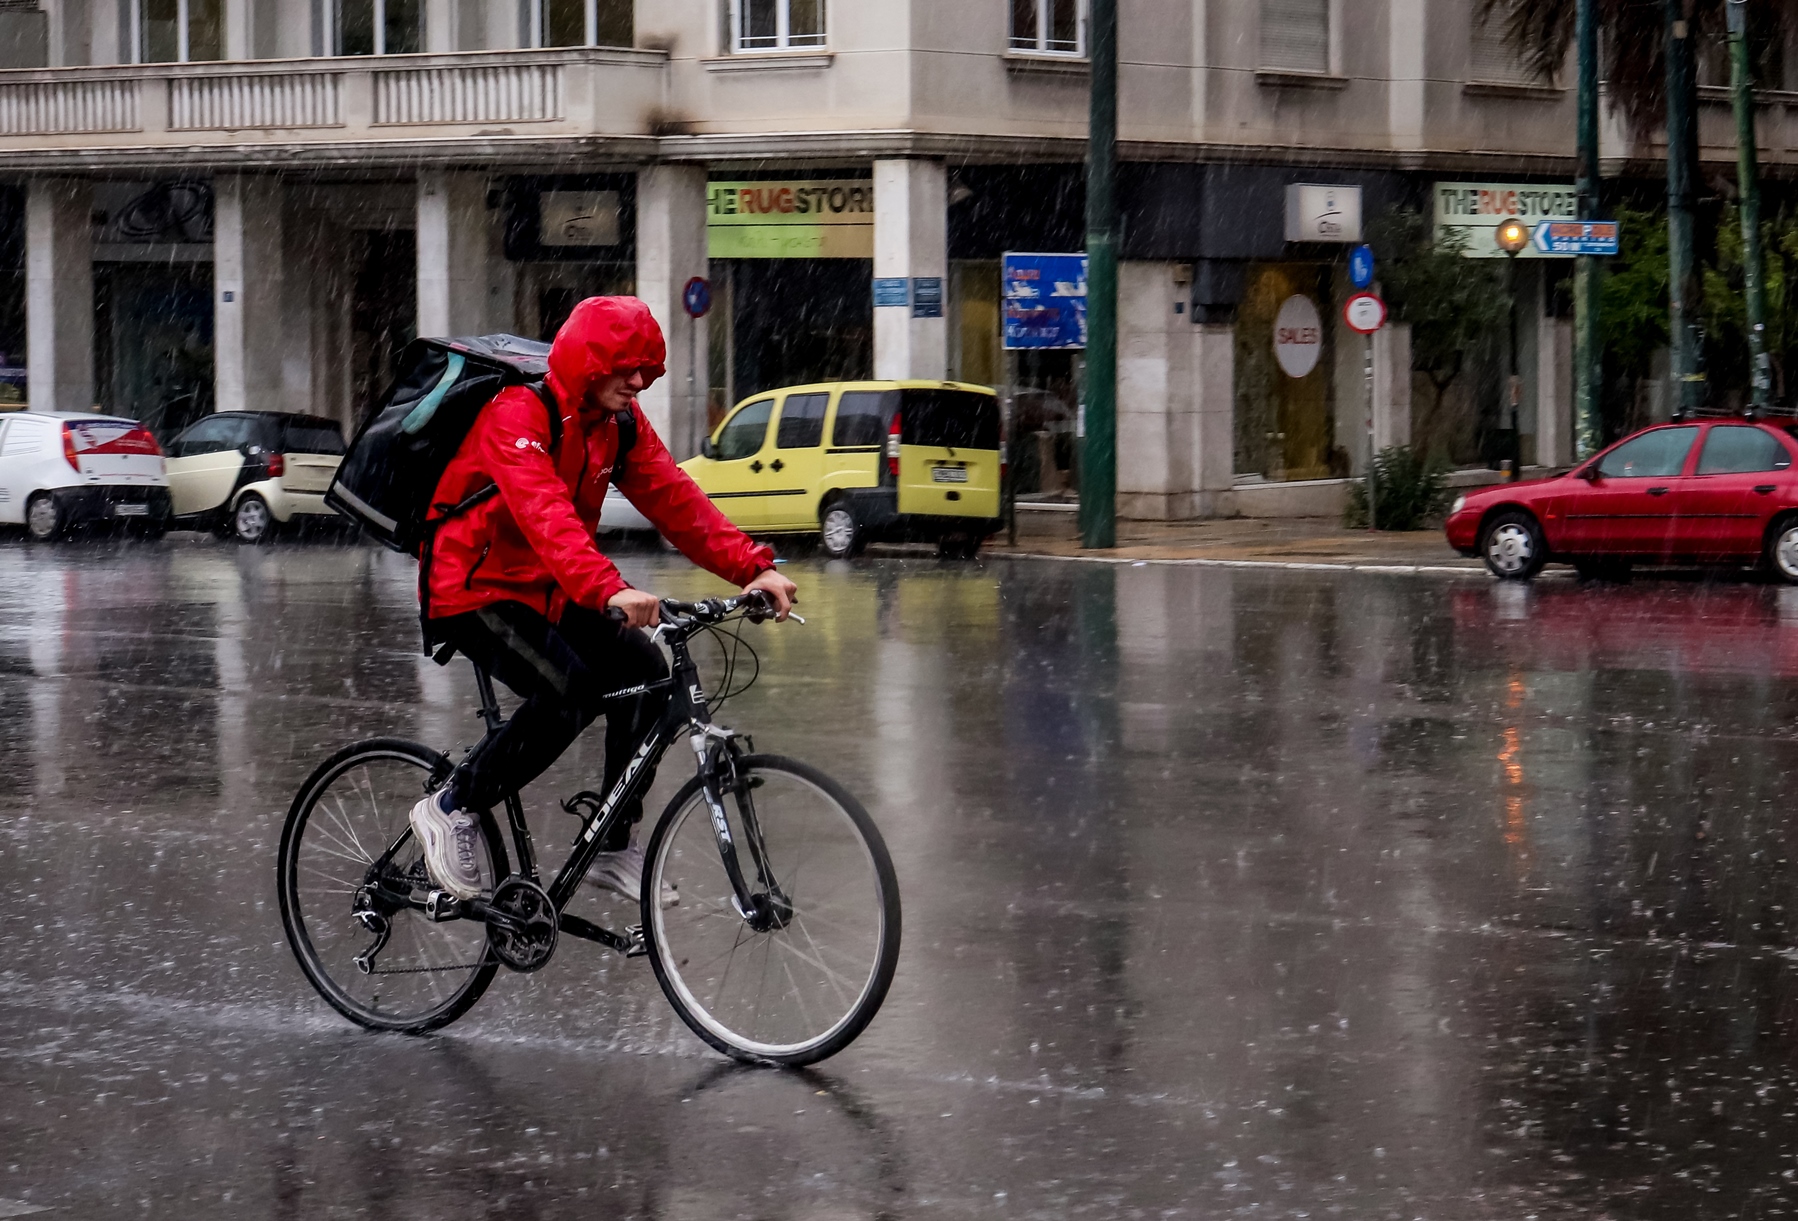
[{"xmin": 987, "ymin": 550, "xmax": 1518, "ymax": 578}]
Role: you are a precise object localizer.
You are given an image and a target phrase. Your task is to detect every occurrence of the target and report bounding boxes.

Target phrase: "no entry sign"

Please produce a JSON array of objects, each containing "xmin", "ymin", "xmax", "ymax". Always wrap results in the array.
[{"xmin": 1342, "ymin": 292, "xmax": 1387, "ymax": 335}]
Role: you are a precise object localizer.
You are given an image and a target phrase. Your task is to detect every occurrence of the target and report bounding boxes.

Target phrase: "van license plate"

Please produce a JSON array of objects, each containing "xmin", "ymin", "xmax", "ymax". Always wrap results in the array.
[
  {"xmin": 931, "ymin": 467, "xmax": 968, "ymax": 483},
  {"xmin": 113, "ymin": 504, "xmax": 148, "ymax": 517}
]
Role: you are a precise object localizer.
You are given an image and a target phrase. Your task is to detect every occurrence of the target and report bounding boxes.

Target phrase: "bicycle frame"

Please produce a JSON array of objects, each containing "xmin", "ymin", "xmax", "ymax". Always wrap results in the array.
[{"xmin": 450, "ymin": 606, "xmax": 787, "ymax": 949}]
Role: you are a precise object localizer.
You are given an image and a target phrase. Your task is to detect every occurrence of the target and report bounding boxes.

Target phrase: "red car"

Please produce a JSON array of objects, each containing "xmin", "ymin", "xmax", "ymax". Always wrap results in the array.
[{"xmin": 1445, "ymin": 418, "xmax": 1798, "ymax": 581}]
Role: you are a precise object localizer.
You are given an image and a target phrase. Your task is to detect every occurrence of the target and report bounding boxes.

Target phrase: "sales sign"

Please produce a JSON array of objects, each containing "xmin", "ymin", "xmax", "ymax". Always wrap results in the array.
[
  {"xmin": 707, "ymin": 180, "xmax": 874, "ymax": 259},
  {"xmin": 1532, "ymin": 220, "xmax": 1620, "ymax": 256},
  {"xmin": 1002, "ymin": 252, "xmax": 1087, "ymax": 350},
  {"xmin": 1433, "ymin": 181, "xmax": 1577, "ymax": 259}
]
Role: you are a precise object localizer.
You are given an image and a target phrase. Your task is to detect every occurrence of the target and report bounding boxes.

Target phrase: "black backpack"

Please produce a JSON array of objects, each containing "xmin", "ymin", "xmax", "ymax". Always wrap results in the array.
[{"xmin": 326, "ymin": 334, "xmax": 635, "ymax": 556}]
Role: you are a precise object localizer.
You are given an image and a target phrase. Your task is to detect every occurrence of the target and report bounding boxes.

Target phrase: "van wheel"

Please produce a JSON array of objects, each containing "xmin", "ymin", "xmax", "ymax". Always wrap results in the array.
[
  {"xmin": 937, "ymin": 534, "xmax": 982, "ymax": 561},
  {"xmin": 820, "ymin": 503, "xmax": 862, "ymax": 559},
  {"xmin": 25, "ymin": 494, "xmax": 62, "ymax": 543},
  {"xmin": 233, "ymin": 494, "xmax": 274, "ymax": 544}
]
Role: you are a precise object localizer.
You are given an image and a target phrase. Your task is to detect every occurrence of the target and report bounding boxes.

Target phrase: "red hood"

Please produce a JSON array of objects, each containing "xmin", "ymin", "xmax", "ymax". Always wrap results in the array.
[{"xmin": 545, "ymin": 296, "xmax": 667, "ymax": 420}]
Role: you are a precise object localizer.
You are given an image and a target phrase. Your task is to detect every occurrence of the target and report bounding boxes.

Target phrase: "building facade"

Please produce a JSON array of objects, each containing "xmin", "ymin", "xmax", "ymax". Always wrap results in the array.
[{"xmin": 2, "ymin": 0, "xmax": 1793, "ymax": 517}]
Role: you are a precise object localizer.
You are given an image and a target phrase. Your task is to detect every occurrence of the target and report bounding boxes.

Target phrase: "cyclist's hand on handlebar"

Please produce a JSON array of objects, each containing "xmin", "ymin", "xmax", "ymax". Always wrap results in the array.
[
  {"xmin": 606, "ymin": 588, "xmax": 662, "ymax": 629},
  {"xmin": 742, "ymin": 568, "xmax": 798, "ymax": 622}
]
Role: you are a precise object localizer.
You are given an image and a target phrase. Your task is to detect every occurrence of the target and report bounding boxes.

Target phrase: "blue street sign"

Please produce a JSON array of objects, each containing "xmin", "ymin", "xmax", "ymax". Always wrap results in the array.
[
  {"xmin": 1532, "ymin": 220, "xmax": 1620, "ymax": 256},
  {"xmin": 1002, "ymin": 252, "xmax": 1088, "ymax": 350},
  {"xmin": 1348, "ymin": 244, "xmax": 1375, "ymax": 289},
  {"xmin": 682, "ymin": 276, "xmax": 711, "ymax": 318},
  {"xmin": 872, "ymin": 277, "xmax": 909, "ymax": 308},
  {"xmin": 911, "ymin": 276, "xmax": 943, "ymax": 319}
]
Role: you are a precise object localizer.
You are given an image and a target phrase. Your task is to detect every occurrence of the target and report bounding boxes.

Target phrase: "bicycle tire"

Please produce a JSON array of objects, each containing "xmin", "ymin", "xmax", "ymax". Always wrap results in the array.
[
  {"xmin": 277, "ymin": 737, "xmax": 509, "ymax": 1034},
  {"xmin": 641, "ymin": 754, "xmax": 901, "ymax": 1066}
]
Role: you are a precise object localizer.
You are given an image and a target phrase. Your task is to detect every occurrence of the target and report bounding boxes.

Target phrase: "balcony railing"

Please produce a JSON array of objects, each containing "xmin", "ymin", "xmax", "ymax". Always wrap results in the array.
[{"xmin": 0, "ymin": 47, "xmax": 665, "ymax": 160}]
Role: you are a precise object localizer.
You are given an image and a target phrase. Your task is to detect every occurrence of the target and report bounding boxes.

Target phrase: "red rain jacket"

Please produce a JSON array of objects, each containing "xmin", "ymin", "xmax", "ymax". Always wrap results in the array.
[{"xmin": 423, "ymin": 297, "xmax": 775, "ymax": 622}]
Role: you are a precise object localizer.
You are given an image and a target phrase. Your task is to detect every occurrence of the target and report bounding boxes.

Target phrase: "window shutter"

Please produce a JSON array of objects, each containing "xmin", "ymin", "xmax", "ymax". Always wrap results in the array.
[
  {"xmin": 1260, "ymin": 0, "xmax": 1328, "ymax": 74},
  {"xmin": 1468, "ymin": 12, "xmax": 1537, "ymax": 85}
]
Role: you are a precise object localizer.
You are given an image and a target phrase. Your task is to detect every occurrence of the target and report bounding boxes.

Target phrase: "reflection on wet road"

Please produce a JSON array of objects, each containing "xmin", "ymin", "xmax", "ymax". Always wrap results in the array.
[{"xmin": 5, "ymin": 541, "xmax": 1798, "ymax": 1217}]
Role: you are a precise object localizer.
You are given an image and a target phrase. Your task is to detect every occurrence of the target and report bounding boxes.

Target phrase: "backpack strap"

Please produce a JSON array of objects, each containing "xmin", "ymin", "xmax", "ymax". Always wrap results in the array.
[
  {"xmin": 527, "ymin": 379, "xmax": 563, "ymax": 452},
  {"xmin": 615, "ymin": 404, "xmax": 637, "ymax": 463}
]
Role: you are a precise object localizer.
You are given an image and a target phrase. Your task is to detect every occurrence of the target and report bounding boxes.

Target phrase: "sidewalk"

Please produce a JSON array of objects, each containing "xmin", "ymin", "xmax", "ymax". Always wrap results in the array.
[{"xmin": 986, "ymin": 507, "xmax": 1488, "ymax": 574}]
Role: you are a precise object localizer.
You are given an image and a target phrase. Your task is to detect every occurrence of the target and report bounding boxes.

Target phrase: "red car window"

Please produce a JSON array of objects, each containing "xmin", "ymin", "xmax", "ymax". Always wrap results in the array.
[
  {"xmin": 1698, "ymin": 425, "xmax": 1792, "ymax": 474},
  {"xmin": 1596, "ymin": 426, "xmax": 1699, "ymax": 478}
]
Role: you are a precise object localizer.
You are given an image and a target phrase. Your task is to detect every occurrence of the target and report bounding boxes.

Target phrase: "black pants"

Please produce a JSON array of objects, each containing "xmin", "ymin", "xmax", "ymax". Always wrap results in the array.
[{"xmin": 434, "ymin": 601, "xmax": 669, "ymax": 851}]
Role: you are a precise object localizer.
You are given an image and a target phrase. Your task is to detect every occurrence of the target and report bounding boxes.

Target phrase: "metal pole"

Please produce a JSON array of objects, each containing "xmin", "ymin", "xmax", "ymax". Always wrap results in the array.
[
  {"xmin": 1080, "ymin": 0, "xmax": 1118, "ymax": 550},
  {"xmin": 1365, "ymin": 334, "xmax": 1376, "ymax": 531},
  {"xmin": 1574, "ymin": 0, "xmax": 1602, "ymax": 458},
  {"xmin": 1728, "ymin": 0, "xmax": 1772, "ymax": 410},
  {"xmin": 1667, "ymin": 0, "xmax": 1704, "ymax": 416}
]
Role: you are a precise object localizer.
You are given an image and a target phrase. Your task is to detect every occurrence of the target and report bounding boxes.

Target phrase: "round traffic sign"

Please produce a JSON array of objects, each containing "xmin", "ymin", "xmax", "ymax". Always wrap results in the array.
[
  {"xmin": 682, "ymin": 276, "xmax": 711, "ymax": 318},
  {"xmin": 1274, "ymin": 295, "xmax": 1323, "ymax": 378},
  {"xmin": 1343, "ymin": 292, "xmax": 1387, "ymax": 335},
  {"xmin": 1348, "ymin": 244, "xmax": 1375, "ymax": 289}
]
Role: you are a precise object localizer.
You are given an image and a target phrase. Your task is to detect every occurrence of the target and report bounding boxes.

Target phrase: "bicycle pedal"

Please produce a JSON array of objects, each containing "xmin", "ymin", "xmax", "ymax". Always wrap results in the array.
[
  {"xmin": 624, "ymin": 924, "xmax": 647, "ymax": 957},
  {"xmin": 424, "ymin": 890, "xmax": 461, "ymax": 922}
]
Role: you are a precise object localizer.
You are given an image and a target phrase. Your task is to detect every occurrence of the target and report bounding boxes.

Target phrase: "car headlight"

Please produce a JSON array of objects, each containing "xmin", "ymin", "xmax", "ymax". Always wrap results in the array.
[{"xmin": 1451, "ymin": 495, "xmax": 1467, "ymax": 515}]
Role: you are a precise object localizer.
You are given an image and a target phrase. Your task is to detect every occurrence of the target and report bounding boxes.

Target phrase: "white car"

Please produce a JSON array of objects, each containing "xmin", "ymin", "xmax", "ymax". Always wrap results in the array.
[
  {"xmin": 165, "ymin": 411, "xmax": 346, "ymax": 542},
  {"xmin": 0, "ymin": 411, "xmax": 171, "ymax": 541}
]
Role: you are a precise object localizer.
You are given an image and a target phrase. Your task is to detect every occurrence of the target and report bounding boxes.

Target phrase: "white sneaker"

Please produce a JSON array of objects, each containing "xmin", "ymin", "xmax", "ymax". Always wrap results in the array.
[
  {"xmin": 408, "ymin": 788, "xmax": 487, "ymax": 901},
  {"xmin": 584, "ymin": 844, "xmax": 678, "ymax": 908}
]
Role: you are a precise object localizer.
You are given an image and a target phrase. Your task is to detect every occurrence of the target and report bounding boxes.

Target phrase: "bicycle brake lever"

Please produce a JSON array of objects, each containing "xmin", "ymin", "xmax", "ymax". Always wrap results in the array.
[{"xmin": 787, "ymin": 613, "xmax": 806, "ymax": 625}]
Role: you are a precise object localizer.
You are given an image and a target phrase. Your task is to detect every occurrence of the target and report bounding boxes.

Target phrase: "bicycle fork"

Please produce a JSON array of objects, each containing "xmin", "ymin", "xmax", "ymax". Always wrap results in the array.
[{"xmin": 694, "ymin": 731, "xmax": 792, "ymax": 932}]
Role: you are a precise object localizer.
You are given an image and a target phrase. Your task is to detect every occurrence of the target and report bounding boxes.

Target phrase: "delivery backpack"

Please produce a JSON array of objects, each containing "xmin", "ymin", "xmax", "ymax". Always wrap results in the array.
[{"xmin": 326, "ymin": 333, "xmax": 634, "ymax": 557}]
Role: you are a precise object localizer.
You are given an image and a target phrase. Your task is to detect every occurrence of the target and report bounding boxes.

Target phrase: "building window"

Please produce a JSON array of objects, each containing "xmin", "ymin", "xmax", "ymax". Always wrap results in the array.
[
  {"xmin": 322, "ymin": 0, "xmax": 421, "ymax": 56},
  {"xmin": 1010, "ymin": 0, "xmax": 1081, "ymax": 55},
  {"xmin": 731, "ymin": 0, "xmax": 824, "ymax": 52},
  {"xmin": 136, "ymin": 0, "xmax": 222, "ymax": 63},
  {"xmin": 532, "ymin": 0, "xmax": 633, "ymax": 48},
  {"xmin": 1468, "ymin": 9, "xmax": 1538, "ymax": 86},
  {"xmin": 1259, "ymin": 0, "xmax": 1328, "ymax": 74}
]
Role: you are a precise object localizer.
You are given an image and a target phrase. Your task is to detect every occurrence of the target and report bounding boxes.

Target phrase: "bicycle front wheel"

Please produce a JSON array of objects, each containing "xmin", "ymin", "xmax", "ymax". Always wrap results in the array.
[
  {"xmin": 277, "ymin": 738, "xmax": 508, "ymax": 1034},
  {"xmin": 643, "ymin": 755, "xmax": 901, "ymax": 1066}
]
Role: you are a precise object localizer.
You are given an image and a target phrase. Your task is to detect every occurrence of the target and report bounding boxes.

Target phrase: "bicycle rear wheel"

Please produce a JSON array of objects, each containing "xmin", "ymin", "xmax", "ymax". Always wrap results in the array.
[
  {"xmin": 277, "ymin": 738, "xmax": 508, "ymax": 1034},
  {"xmin": 642, "ymin": 755, "xmax": 901, "ymax": 1066}
]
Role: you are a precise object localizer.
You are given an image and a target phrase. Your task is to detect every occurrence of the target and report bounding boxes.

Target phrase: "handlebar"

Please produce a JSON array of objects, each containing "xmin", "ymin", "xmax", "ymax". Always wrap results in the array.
[{"xmin": 603, "ymin": 590, "xmax": 803, "ymax": 632}]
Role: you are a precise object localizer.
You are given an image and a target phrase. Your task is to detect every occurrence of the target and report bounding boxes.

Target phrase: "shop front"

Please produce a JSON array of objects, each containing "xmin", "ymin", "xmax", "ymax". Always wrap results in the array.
[{"xmin": 706, "ymin": 176, "xmax": 875, "ymax": 416}]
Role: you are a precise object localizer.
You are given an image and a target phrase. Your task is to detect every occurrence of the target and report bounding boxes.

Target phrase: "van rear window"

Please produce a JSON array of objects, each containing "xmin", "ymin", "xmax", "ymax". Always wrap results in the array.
[{"xmin": 900, "ymin": 390, "xmax": 999, "ymax": 450}]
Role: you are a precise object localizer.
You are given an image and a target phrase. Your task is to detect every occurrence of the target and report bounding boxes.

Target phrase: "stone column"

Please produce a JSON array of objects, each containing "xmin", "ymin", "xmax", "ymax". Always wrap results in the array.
[
  {"xmin": 25, "ymin": 178, "xmax": 93, "ymax": 413},
  {"xmin": 1372, "ymin": 322, "xmax": 1411, "ymax": 453},
  {"xmin": 1117, "ymin": 262, "xmax": 1193, "ymax": 520},
  {"xmin": 635, "ymin": 164, "xmax": 710, "ymax": 458},
  {"xmin": 1192, "ymin": 322, "xmax": 1236, "ymax": 517},
  {"xmin": 1537, "ymin": 318, "xmax": 1575, "ymax": 467},
  {"xmin": 213, "ymin": 175, "xmax": 286, "ymax": 413},
  {"xmin": 872, "ymin": 159, "xmax": 947, "ymax": 381},
  {"xmin": 223, "ymin": 0, "xmax": 255, "ymax": 59},
  {"xmin": 424, "ymin": 0, "xmax": 459, "ymax": 52},
  {"xmin": 416, "ymin": 171, "xmax": 496, "ymax": 340}
]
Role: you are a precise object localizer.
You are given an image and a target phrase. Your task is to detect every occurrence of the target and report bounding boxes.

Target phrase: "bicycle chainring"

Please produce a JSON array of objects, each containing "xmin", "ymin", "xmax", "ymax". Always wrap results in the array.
[{"xmin": 486, "ymin": 877, "xmax": 559, "ymax": 973}]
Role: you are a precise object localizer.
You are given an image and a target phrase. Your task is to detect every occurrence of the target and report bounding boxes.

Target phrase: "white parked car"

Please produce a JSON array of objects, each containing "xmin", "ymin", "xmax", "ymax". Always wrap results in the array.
[
  {"xmin": 0, "ymin": 411, "xmax": 171, "ymax": 541},
  {"xmin": 164, "ymin": 411, "xmax": 346, "ymax": 542}
]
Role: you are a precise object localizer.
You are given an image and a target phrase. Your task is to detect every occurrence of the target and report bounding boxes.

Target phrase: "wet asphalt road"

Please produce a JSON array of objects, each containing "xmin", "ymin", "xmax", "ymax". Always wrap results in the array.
[{"xmin": 7, "ymin": 540, "xmax": 1798, "ymax": 1218}]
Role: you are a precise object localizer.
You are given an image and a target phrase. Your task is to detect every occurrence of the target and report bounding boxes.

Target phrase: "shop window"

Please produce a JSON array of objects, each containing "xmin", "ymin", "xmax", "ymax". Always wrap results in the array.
[
  {"xmin": 1010, "ymin": 0, "xmax": 1081, "ymax": 56},
  {"xmin": 1468, "ymin": 9, "xmax": 1538, "ymax": 86},
  {"xmin": 776, "ymin": 393, "xmax": 828, "ymax": 448},
  {"xmin": 534, "ymin": 0, "xmax": 633, "ymax": 48},
  {"xmin": 136, "ymin": 0, "xmax": 222, "ymax": 63},
  {"xmin": 731, "ymin": 0, "xmax": 824, "ymax": 52},
  {"xmin": 325, "ymin": 0, "xmax": 421, "ymax": 57},
  {"xmin": 1259, "ymin": 0, "xmax": 1328, "ymax": 74}
]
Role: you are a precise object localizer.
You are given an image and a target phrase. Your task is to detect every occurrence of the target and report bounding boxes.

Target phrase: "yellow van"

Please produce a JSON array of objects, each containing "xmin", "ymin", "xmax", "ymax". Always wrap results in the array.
[{"xmin": 680, "ymin": 380, "xmax": 1003, "ymax": 558}]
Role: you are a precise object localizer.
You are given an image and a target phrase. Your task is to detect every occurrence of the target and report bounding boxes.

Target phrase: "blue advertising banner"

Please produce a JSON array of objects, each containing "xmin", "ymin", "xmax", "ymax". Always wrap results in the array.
[{"xmin": 1003, "ymin": 252, "xmax": 1087, "ymax": 350}]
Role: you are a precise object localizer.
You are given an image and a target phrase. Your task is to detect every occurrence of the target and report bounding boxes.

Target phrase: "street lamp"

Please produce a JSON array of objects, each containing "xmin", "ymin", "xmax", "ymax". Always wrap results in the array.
[{"xmin": 1495, "ymin": 217, "xmax": 1529, "ymax": 481}]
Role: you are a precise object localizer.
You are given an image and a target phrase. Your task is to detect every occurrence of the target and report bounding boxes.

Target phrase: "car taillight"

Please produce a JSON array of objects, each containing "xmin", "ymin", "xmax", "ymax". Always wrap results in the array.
[
  {"xmin": 267, "ymin": 452, "xmax": 285, "ymax": 478},
  {"xmin": 62, "ymin": 424, "xmax": 80, "ymax": 472},
  {"xmin": 886, "ymin": 413, "xmax": 902, "ymax": 477}
]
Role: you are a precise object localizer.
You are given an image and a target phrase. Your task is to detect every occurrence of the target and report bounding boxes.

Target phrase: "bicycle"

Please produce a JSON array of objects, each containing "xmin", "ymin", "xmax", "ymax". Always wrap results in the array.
[{"xmin": 276, "ymin": 592, "xmax": 901, "ymax": 1066}]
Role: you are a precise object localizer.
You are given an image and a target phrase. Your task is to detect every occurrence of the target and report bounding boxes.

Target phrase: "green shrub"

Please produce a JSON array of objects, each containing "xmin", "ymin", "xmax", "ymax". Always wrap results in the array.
[{"xmin": 1343, "ymin": 445, "xmax": 1451, "ymax": 531}]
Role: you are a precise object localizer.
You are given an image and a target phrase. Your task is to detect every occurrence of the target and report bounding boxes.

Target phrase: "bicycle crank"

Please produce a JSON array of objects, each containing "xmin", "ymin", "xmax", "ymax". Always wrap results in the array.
[{"xmin": 486, "ymin": 877, "xmax": 558, "ymax": 973}]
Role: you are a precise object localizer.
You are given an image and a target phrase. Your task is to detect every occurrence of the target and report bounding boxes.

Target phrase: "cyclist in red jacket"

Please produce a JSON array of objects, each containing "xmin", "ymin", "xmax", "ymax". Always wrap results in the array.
[{"xmin": 409, "ymin": 296, "xmax": 796, "ymax": 905}]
